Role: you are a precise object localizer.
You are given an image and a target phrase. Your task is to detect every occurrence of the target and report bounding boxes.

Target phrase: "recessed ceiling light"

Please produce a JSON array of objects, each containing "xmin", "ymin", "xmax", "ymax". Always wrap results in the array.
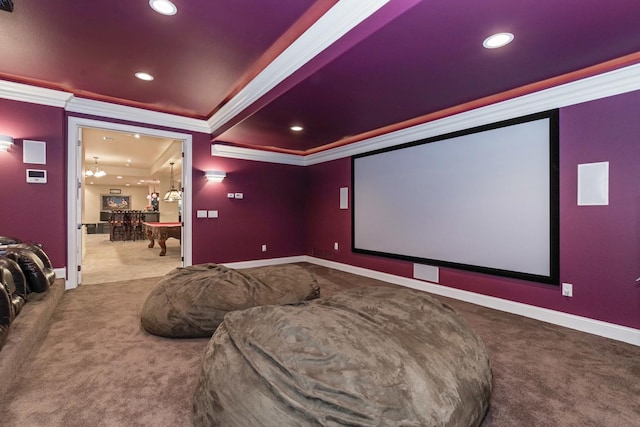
[
  {"xmin": 135, "ymin": 72, "xmax": 154, "ymax": 81},
  {"xmin": 134, "ymin": 134, "xmax": 140, "ymax": 139},
  {"xmin": 290, "ymin": 126, "xmax": 303, "ymax": 132},
  {"xmin": 117, "ymin": 176, "xmax": 123, "ymax": 179},
  {"xmin": 149, "ymin": 0, "xmax": 177, "ymax": 16},
  {"xmin": 483, "ymin": 32, "xmax": 514, "ymax": 49}
]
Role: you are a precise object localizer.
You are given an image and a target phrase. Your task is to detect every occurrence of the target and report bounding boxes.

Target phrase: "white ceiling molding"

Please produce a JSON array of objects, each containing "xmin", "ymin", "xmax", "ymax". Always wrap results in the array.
[
  {"xmin": 66, "ymin": 97, "xmax": 211, "ymax": 134},
  {"xmin": 211, "ymin": 144, "xmax": 306, "ymax": 166},
  {"xmin": 0, "ymin": 79, "xmax": 73, "ymax": 107},
  {"xmin": 304, "ymin": 62, "xmax": 640, "ymax": 166},
  {"xmin": 206, "ymin": 0, "xmax": 391, "ymax": 132}
]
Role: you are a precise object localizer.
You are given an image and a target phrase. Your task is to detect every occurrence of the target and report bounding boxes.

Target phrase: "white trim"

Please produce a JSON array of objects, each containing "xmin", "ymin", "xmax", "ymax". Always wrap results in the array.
[
  {"xmin": 53, "ymin": 268, "xmax": 66, "ymax": 280},
  {"xmin": 0, "ymin": 80, "xmax": 73, "ymax": 107},
  {"xmin": 66, "ymin": 116, "xmax": 194, "ymax": 289},
  {"xmin": 207, "ymin": 0, "xmax": 391, "ymax": 132},
  {"xmin": 209, "ymin": 62, "xmax": 640, "ymax": 166},
  {"xmin": 211, "ymin": 144, "xmax": 306, "ymax": 166},
  {"xmin": 304, "ymin": 63, "xmax": 640, "ymax": 165},
  {"xmin": 66, "ymin": 98, "xmax": 211, "ymax": 134},
  {"xmin": 303, "ymin": 256, "xmax": 640, "ymax": 347},
  {"xmin": 222, "ymin": 255, "xmax": 307, "ymax": 270}
]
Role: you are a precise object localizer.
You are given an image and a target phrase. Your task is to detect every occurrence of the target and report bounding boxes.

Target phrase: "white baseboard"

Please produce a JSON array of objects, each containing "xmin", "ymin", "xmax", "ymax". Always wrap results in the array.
[
  {"xmin": 54, "ymin": 267, "xmax": 66, "ymax": 280},
  {"xmin": 222, "ymin": 256, "xmax": 307, "ymax": 270},
  {"xmin": 304, "ymin": 256, "xmax": 640, "ymax": 347}
]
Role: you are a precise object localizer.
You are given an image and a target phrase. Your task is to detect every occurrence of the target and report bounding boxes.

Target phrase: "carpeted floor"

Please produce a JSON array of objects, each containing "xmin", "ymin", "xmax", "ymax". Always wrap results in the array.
[
  {"xmin": 81, "ymin": 233, "xmax": 181, "ymax": 285},
  {"xmin": 0, "ymin": 263, "xmax": 639, "ymax": 426}
]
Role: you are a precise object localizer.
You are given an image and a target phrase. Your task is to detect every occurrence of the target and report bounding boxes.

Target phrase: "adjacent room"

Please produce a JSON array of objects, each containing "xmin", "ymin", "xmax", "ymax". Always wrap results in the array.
[
  {"xmin": 80, "ymin": 128, "xmax": 183, "ymax": 284},
  {"xmin": 1, "ymin": 1, "xmax": 639, "ymax": 426}
]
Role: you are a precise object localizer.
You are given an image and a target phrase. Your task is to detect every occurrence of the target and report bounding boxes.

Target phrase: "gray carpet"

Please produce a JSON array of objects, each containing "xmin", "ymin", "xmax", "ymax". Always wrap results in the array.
[{"xmin": 0, "ymin": 263, "xmax": 639, "ymax": 426}]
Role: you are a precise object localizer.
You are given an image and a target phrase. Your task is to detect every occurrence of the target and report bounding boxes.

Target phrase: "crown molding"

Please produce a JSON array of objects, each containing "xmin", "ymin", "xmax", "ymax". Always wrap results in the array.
[
  {"xmin": 206, "ymin": 0, "xmax": 391, "ymax": 132},
  {"xmin": 0, "ymin": 79, "xmax": 73, "ymax": 107},
  {"xmin": 212, "ymin": 144, "xmax": 306, "ymax": 166},
  {"xmin": 66, "ymin": 97, "xmax": 211, "ymax": 134},
  {"xmin": 304, "ymin": 62, "xmax": 640, "ymax": 165}
]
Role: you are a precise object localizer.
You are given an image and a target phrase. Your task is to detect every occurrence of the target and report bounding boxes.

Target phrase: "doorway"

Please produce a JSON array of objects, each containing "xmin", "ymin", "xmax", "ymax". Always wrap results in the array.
[{"xmin": 67, "ymin": 116, "xmax": 193, "ymax": 290}]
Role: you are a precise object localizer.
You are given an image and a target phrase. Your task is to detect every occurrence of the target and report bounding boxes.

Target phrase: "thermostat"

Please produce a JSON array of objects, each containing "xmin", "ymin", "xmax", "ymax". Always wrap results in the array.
[{"xmin": 26, "ymin": 169, "xmax": 47, "ymax": 184}]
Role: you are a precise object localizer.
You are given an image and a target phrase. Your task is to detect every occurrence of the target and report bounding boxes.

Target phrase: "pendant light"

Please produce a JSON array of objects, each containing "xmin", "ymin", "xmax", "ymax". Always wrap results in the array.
[
  {"xmin": 163, "ymin": 162, "xmax": 182, "ymax": 202},
  {"xmin": 85, "ymin": 157, "xmax": 106, "ymax": 178}
]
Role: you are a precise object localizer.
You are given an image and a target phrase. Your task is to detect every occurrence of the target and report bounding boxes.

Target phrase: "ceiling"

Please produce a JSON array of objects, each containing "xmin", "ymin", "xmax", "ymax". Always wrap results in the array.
[
  {"xmin": 1, "ymin": 0, "xmax": 640, "ymax": 160},
  {"xmin": 82, "ymin": 128, "xmax": 181, "ymax": 188}
]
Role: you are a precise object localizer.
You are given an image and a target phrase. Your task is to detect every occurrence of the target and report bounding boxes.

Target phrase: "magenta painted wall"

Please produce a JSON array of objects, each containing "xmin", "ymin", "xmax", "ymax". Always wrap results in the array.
[
  {"xmin": 0, "ymin": 98, "xmax": 66, "ymax": 268},
  {"xmin": 2, "ymin": 89, "xmax": 639, "ymax": 331},
  {"xmin": 305, "ymin": 90, "xmax": 640, "ymax": 330},
  {"xmin": 192, "ymin": 145, "xmax": 307, "ymax": 264}
]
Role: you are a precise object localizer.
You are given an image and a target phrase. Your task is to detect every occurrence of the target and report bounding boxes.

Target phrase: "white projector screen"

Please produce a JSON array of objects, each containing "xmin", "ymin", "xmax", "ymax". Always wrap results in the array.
[{"xmin": 352, "ymin": 111, "xmax": 559, "ymax": 284}]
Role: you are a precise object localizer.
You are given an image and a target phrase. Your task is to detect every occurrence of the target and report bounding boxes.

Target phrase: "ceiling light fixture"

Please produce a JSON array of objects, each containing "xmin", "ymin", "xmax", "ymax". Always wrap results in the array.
[
  {"xmin": 85, "ymin": 157, "xmax": 106, "ymax": 178},
  {"xmin": 290, "ymin": 126, "xmax": 304, "ymax": 132},
  {"xmin": 483, "ymin": 32, "xmax": 514, "ymax": 49},
  {"xmin": 163, "ymin": 162, "xmax": 182, "ymax": 202},
  {"xmin": 149, "ymin": 0, "xmax": 177, "ymax": 16},
  {"xmin": 135, "ymin": 72, "xmax": 154, "ymax": 81}
]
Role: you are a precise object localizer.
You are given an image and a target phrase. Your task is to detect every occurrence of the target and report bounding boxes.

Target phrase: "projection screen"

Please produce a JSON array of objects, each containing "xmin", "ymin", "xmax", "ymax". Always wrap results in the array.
[{"xmin": 352, "ymin": 111, "xmax": 559, "ymax": 284}]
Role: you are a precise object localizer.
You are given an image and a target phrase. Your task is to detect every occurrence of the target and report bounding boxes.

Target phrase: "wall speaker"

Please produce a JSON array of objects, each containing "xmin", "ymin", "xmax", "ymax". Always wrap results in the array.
[
  {"xmin": 578, "ymin": 161, "xmax": 609, "ymax": 206},
  {"xmin": 23, "ymin": 140, "xmax": 47, "ymax": 164}
]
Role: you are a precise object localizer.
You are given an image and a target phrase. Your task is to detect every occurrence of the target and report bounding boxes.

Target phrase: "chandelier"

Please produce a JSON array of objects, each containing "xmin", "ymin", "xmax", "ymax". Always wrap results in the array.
[
  {"xmin": 163, "ymin": 162, "xmax": 182, "ymax": 202},
  {"xmin": 85, "ymin": 157, "xmax": 106, "ymax": 178}
]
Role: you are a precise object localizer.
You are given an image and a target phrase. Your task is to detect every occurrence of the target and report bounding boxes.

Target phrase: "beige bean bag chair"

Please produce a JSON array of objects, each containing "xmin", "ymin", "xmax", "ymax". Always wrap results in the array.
[
  {"xmin": 140, "ymin": 263, "xmax": 319, "ymax": 338},
  {"xmin": 193, "ymin": 285, "xmax": 492, "ymax": 427}
]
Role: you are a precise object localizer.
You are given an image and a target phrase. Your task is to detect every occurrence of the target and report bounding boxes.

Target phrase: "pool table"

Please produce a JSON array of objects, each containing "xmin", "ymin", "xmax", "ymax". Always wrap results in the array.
[{"xmin": 143, "ymin": 222, "xmax": 181, "ymax": 256}]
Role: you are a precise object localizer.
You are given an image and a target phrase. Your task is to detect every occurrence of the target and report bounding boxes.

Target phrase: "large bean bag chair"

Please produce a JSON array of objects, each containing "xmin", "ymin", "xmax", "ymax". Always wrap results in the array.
[
  {"xmin": 193, "ymin": 286, "xmax": 492, "ymax": 427},
  {"xmin": 141, "ymin": 263, "xmax": 320, "ymax": 338}
]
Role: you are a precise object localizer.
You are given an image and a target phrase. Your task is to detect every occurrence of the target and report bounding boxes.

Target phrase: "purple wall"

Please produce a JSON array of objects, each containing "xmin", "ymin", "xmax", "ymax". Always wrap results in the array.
[
  {"xmin": 2, "ymin": 89, "xmax": 639, "ymax": 331},
  {"xmin": 0, "ymin": 98, "xmax": 66, "ymax": 267},
  {"xmin": 192, "ymin": 145, "xmax": 307, "ymax": 264},
  {"xmin": 306, "ymin": 90, "xmax": 640, "ymax": 330}
]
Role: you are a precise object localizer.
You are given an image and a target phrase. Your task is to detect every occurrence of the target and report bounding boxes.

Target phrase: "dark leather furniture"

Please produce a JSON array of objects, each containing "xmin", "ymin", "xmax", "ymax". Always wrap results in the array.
[
  {"xmin": 0, "ymin": 258, "xmax": 27, "ymax": 316},
  {"xmin": 0, "ymin": 280, "xmax": 11, "ymax": 351},
  {"xmin": 0, "ymin": 257, "xmax": 28, "ymax": 352},
  {"xmin": 1, "ymin": 244, "xmax": 55, "ymax": 293},
  {"xmin": 0, "ymin": 238, "xmax": 55, "ymax": 353},
  {"xmin": 0, "ymin": 236, "xmax": 21, "ymax": 245}
]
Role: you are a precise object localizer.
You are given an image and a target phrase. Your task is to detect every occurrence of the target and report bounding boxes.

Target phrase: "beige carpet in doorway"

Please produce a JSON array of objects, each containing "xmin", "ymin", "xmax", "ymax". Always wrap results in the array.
[{"xmin": 81, "ymin": 233, "xmax": 181, "ymax": 285}]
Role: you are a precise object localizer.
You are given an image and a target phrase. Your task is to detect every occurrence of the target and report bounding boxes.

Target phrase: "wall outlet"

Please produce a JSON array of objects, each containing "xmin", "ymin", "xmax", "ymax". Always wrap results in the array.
[
  {"xmin": 334, "ymin": 242, "xmax": 339, "ymax": 250},
  {"xmin": 562, "ymin": 282, "xmax": 573, "ymax": 297},
  {"xmin": 227, "ymin": 193, "xmax": 235, "ymax": 198},
  {"xmin": 261, "ymin": 244, "xmax": 267, "ymax": 252},
  {"xmin": 235, "ymin": 193, "xmax": 244, "ymax": 199}
]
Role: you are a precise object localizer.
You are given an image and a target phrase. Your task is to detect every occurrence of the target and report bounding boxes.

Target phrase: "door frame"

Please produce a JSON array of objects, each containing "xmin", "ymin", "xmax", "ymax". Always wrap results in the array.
[{"xmin": 66, "ymin": 116, "xmax": 193, "ymax": 289}]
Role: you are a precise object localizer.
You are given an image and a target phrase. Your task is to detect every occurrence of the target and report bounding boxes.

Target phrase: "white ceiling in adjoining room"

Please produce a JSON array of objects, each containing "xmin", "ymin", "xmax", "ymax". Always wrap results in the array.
[{"xmin": 82, "ymin": 127, "xmax": 182, "ymax": 188}]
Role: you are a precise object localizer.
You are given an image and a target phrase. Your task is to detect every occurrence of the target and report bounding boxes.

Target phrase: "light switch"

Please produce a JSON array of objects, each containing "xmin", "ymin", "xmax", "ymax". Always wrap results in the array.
[
  {"xmin": 235, "ymin": 193, "xmax": 244, "ymax": 199},
  {"xmin": 197, "ymin": 210, "xmax": 207, "ymax": 218},
  {"xmin": 208, "ymin": 210, "xmax": 218, "ymax": 218},
  {"xmin": 227, "ymin": 193, "xmax": 235, "ymax": 198}
]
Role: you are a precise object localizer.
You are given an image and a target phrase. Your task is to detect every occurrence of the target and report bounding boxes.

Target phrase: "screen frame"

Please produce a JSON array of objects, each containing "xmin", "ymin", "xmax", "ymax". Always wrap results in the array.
[{"xmin": 351, "ymin": 110, "xmax": 560, "ymax": 285}]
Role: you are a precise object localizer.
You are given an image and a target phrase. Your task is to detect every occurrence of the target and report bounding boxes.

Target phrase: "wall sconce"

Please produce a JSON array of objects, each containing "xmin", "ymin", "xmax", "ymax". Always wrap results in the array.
[
  {"xmin": 205, "ymin": 170, "xmax": 226, "ymax": 183},
  {"xmin": 0, "ymin": 135, "xmax": 14, "ymax": 152}
]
